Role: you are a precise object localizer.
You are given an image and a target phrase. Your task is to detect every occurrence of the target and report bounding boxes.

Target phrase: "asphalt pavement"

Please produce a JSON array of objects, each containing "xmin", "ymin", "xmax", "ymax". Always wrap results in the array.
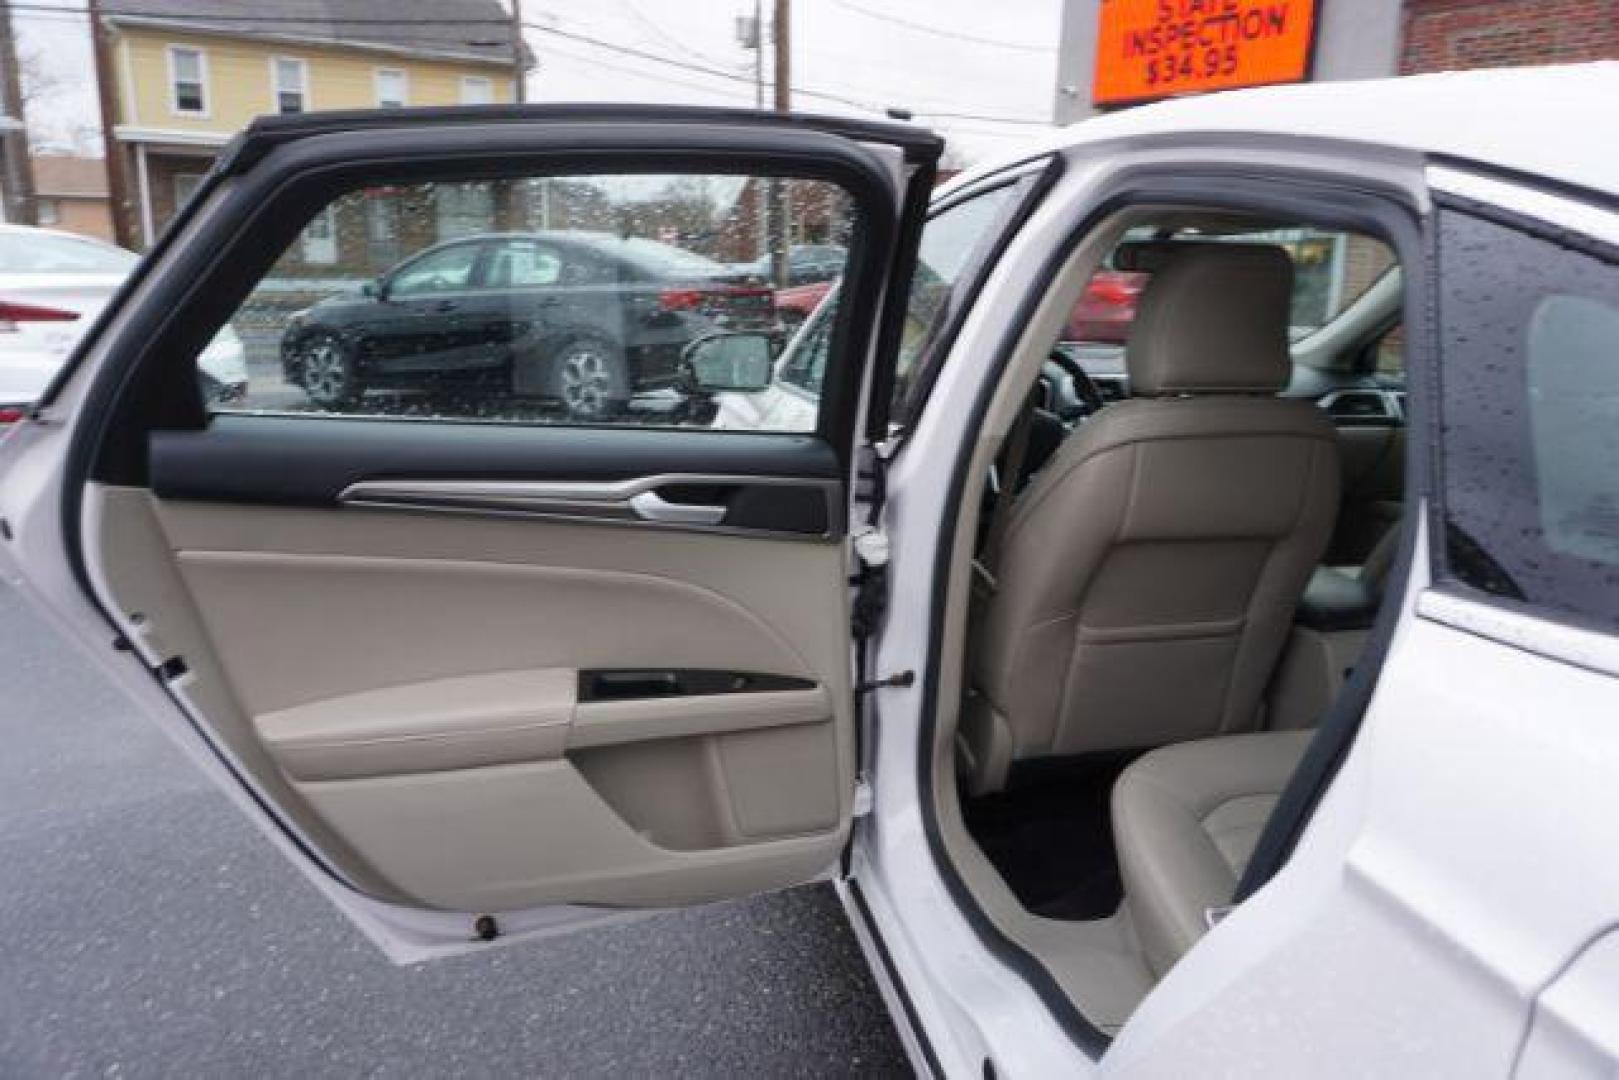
[{"xmin": 0, "ymin": 582, "xmax": 909, "ymax": 1077}]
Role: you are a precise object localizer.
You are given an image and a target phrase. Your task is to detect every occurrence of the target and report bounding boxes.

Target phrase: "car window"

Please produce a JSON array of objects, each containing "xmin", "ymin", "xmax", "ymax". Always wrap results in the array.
[
  {"xmin": 204, "ymin": 173, "xmax": 856, "ymax": 430},
  {"xmin": 1068, "ymin": 229, "xmax": 1397, "ymax": 349},
  {"xmin": 891, "ymin": 179, "xmax": 1030, "ymax": 425},
  {"xmin": 779, "ymin": 301, "xmax": 836, "ymax": 396},
  {"xmin": 389, "ymin": 243, "xmax": 483, "ymax": 296},
  {"xmin": 1436, "ymin": 206, "xmax": 1619, "ymax": 631},
  {"xmin": 487, "ymin": 241, "xmax": 563, "ymax": 288}
]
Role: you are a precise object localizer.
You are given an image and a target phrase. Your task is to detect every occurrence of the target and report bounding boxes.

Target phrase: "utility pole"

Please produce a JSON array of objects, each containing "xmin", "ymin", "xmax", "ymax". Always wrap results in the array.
[
  {"xmin": 0, "ymin": 1, "xmax": 35, "ymax": 224},
  {"xmin": 510, "ymin": 0, "xmax": 526, "ymax": 103},
  {"xmin": 88, "ymin": 0, "xmax": 135, "ymax": 248},
  {"xmin": 769, "ymin": 0, "xmax": 790, "ymax": 285}
]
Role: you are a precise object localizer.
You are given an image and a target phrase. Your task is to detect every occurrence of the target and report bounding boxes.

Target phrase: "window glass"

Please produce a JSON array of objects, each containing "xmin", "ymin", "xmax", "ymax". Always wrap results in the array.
[
  {"xmin": 207, "ymin": 173, "xmax": 857, "ymax": 430},
  {"xmin": 274, "ymin": 58, "xmax": 306, "ymax": 114},
  {"xmin": 461, "ymin": 76, "xmax": 493, "ymax": 105},
  {"xmin": 171, "ymin": 48, "xmax": 205, "ymax": 113},
  {"xmin": 487, "ymin": 241, "xmax": 563, "ymax": 288},
  {"xmin": 376, "ymin": 69, "xmax": 407, "ymax": 108},
  {"xmin": 891, "ymin": 181, "xmax": 1026, "ymax": 423},
  {"xmin": 779, "ymin": 300, "xmax": 835, "ymax": 396},
  {"xmin": 1067, "ymin": 228, "xmax": 1397, "ymax": 349},
  {"xmin": 1437, "ymin": 207, "xmax": 1619, "ymax": 630},
  {"xmin": 173, "ymin": 172, "xmax": 203, "ymax": 211},
  {"xmin": 387, "ymin": 244, "xmax": 483, "ymax": 296}
]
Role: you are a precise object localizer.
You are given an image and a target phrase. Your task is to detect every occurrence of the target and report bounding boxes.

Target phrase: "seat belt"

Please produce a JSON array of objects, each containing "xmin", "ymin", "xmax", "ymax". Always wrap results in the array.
[{"xmin": 979, "ymin": 387, "xmax": 1041, "ymax": 577}]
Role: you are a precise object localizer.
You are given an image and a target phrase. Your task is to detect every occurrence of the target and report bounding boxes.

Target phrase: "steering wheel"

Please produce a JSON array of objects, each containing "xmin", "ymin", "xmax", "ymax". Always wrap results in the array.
[{"xmin": 1046, "ymin": 348, "xmax": 1107, "ymax": 420}]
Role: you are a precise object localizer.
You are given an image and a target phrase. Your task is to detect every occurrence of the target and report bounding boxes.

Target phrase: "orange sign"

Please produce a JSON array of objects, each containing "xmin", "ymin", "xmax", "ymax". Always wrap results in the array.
[{"xmin": 1092, "ymin": 0, "xmax": 1318, "ymax": 107}]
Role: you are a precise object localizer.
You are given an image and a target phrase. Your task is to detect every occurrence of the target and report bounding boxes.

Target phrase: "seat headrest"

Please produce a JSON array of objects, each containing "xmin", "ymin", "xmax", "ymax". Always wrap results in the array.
[{"xmin": 1118, "ymin": 242, "xmax": 1293, "ymax": 396}]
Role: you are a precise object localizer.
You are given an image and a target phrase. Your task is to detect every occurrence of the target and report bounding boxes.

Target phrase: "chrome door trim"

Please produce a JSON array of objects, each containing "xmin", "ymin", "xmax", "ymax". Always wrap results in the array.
[{"xmin": 336, "ymin": 473, "xmax": 843, "ymax": 539}]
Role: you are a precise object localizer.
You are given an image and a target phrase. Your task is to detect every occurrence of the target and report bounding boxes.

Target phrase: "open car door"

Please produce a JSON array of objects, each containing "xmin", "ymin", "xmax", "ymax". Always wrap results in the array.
[{"xmin": 0, "ymin": 105, "xmax": 940, "ymax": 959}]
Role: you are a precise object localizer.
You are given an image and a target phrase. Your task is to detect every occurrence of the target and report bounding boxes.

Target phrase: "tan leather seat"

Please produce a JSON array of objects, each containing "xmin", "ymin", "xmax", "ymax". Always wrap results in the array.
[
  {"xmin": 1113, "ymin": 730, "xmax": 1311, "ymax": 977},
  {"xmin": 964, "ymin": 244, "xmax": 1339, "ymax": 793}
]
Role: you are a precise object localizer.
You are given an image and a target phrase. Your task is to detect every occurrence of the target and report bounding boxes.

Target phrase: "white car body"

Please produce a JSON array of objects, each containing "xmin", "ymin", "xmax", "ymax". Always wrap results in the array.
[
  {"xmin": 0, "ymin": 223, "xmax": 247, "ymax": 405},
  {"xmin": 2, "ymin": 65, "xmax": 1618, "ymax": 1077}
]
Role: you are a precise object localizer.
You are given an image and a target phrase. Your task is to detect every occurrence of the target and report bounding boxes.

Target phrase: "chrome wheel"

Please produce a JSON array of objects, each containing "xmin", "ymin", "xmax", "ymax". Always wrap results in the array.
[
  {"xmin": 557, "ymin": 342, "xmax": 620, "ymax": 418},
  {"xmin": 301, "ymin": 335, "xmax": 352, "ymax": 406}
]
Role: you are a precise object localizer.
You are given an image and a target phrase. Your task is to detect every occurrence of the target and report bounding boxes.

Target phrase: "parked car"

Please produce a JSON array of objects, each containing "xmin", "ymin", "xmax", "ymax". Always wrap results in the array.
[
  {"xmin": 728, "ymin": 242, "xmax": 847, "ymax": 286},
  {"xmin": 0, "ymin": 223, "xmax": 246, "ymax": 412},
  {"xmin": 5, "ymin": 67, "xmax": 1619, "ymax": 1078},
  {"xmin": 280, "ymin": 230, "xmax": 779, "ymax": 416},
  {"xmin": 773, "ymin": 267, "xmax": 1147, "ymax": 342}
]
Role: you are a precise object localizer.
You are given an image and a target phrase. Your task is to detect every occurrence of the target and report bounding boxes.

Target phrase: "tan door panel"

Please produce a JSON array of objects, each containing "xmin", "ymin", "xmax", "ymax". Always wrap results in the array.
[{"xmin": 89, "ymin": 486, "xmax": 855, "ymax": 912}]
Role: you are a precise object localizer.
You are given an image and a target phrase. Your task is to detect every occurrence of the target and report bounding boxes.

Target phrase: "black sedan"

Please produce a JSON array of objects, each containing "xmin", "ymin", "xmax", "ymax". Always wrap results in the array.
[{"xmin": 280, "ymin": 231, "xmax": 779, "ymax": 417}]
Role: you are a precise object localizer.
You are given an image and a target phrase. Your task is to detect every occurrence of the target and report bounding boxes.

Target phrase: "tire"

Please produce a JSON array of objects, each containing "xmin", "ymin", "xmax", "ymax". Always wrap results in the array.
[
  {"xmin": 296, "ymin": 331, "xmax": 361, "ymax": 409},
  {"xmin": 549, "ymin": 337, "xmax": 629, "ymax": 420}
]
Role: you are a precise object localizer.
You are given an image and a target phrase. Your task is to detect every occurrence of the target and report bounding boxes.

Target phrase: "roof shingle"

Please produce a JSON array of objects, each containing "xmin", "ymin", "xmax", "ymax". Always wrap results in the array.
[{"xmin": 106, "ymin": 0, "xmax": 526, "ymax": 67}]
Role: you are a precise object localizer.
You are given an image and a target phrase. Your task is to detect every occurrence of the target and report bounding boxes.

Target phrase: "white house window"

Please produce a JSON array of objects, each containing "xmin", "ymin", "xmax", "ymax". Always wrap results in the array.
[
  {"xmin": 375, "ymin": 68, "xmax": 407, "ymax": 108},
  {"xmin": 36, "ymin": 198, "xmax": 59, "ymax": 226},
  {"xmin": 168, "ymin": 46, "xmax": 207, "ymax": 115},
  {"xmin": 460, "ymin": 76, "xmax": 493, "ymax": 105},
  {"xmin": 273, "ymin": 56, "xmax": 309, "ymax": 114}
]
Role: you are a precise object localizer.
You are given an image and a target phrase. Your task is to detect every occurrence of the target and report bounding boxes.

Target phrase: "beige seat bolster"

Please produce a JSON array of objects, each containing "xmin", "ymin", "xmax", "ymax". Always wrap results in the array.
[{"xmin": 1113, "ymin": 730, "xmax": 1313, "ymax": 977}]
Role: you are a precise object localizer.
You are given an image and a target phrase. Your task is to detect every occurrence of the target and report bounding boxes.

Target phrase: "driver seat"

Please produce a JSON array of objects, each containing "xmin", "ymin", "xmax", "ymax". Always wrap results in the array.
[{"xmin": 963, "ymin": 244, "xmax": 1339, "ymax": 794}]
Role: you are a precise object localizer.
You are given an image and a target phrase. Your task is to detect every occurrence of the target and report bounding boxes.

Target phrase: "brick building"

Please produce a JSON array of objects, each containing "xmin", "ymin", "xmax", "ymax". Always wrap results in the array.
[{"xmin": 1401, "ymin": 0, "xmax": 1619, "ymax": 73}]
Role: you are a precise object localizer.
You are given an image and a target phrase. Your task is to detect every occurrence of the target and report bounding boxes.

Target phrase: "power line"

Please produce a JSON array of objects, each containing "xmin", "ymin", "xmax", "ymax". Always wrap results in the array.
[
  {"xmin": 520, "ymin": 17, "xmax": 1051, "ymax": 126},
  {"xmin": 2, "ymin": 1, "xmax": 1054, "ymax": 128},
  {"xmin": 828, "ymin": 0, "xmax": 1055, "ymax": 54}
]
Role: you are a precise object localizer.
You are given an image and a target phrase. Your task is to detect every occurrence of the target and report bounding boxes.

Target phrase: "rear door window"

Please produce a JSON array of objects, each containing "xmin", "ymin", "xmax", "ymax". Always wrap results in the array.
[
  {"xmin": 1435, "ymin": 204, "xmax": 1619, "ymax": 630},
  {"xmin": 209, "ymin": 173, "xmax": 857, "ymax": 430}
]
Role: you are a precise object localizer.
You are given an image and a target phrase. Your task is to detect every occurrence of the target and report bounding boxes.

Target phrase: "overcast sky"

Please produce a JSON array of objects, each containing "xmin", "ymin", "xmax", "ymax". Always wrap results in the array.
[{"xmin": 13, "ymin": 0, "xmax": 1063, "ymax": 164}]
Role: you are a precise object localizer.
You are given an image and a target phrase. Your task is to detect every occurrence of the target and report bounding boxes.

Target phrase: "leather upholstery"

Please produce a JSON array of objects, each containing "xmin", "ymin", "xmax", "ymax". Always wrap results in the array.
[
  {"xmin": 968, "ymin": 244, "xmax": 1339, "ymax": 789},
  {"xmin": 1112, "ymin": 731, "xmax": 1312, "ymax": 977},
  {"xmin": 1124, "ymin": 244, "xmax": 1294, "ymax": 397}
]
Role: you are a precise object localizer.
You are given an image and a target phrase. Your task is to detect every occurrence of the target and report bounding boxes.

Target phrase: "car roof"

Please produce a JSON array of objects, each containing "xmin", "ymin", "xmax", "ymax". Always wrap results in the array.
[
  {"xmin": 951, "ymin": 62, "xmax": 1619, "ymax": 200},
  {"xmin": 0, "ymin": 221, "xmax": 132, "ymax": 250}
]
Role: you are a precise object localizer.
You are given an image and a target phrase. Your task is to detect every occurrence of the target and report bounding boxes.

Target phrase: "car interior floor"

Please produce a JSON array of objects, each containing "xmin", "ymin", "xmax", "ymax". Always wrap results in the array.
[{"xmin": 961, "ymin": 751, "xmax": 1139, "ymax": 921}]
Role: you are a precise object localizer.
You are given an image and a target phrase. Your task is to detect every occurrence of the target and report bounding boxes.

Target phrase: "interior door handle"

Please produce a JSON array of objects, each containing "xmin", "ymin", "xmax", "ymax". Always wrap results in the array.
[{"xmin": 627, "ymin": 490, "xmax": 727, "ymax": 525}]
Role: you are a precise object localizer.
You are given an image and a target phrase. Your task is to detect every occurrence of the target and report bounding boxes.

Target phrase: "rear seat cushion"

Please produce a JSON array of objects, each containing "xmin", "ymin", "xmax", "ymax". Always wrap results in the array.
[{"xmin": 1112, "ymin": 731, "xmax": 1312, "ymax": 977}]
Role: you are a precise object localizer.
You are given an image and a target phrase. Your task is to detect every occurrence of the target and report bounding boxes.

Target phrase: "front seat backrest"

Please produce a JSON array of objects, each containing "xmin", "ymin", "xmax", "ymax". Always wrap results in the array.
[{"xmin": 966, "ymin": 244, "xmax": 1339, "ymax": 793}]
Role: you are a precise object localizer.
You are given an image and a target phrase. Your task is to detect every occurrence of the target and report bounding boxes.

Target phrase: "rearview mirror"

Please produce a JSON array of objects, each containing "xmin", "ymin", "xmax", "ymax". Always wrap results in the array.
[
  {"xmin": 681, "ymin": 332, "xmax": 774, "ymax": 393},
  {"xmin": 360, "ymin": 279, "xmax": 382, "ymax": 299}
]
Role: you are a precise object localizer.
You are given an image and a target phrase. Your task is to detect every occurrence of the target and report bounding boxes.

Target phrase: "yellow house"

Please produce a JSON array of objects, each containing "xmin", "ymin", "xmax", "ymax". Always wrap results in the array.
[{"xmin": 103, "ymin": 0, "xmax": 525, "ymax": 246}]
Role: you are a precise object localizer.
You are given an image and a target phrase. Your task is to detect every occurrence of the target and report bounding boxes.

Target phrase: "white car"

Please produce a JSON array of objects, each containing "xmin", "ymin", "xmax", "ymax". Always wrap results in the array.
[
  {"xmin": 0, "ymin": 223, "xmax": 247, "ymax": 412},
  {"xmin": 3, "ymin": 65, "xmax": 1619, "ymax": 1076}
]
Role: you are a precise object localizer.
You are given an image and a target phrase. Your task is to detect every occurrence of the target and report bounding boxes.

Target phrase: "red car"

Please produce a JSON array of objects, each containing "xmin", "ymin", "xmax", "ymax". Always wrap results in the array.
[{"xmin": 773, "ymin": 270, "xmax": 1147, "ymax": 343}]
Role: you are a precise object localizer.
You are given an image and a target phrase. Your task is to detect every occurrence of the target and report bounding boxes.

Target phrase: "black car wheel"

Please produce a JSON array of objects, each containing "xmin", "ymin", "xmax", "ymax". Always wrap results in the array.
[
  {"xmin": 297, "ymin": 331, "xmax": 361, "ymax": 409},
  {"xmin": 551, "ymin": 337, "xmax": 628, "ymax": 420}
]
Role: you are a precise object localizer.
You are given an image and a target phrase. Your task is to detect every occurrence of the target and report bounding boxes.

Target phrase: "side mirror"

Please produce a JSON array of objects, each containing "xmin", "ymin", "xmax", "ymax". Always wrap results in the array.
[
  {"xmin": 361, "ymin": 279, "xmax": 382, "ymax": 300},
  {"xmin": 681, "ymin": 332, "xmax": 774, "ymax": 393}
]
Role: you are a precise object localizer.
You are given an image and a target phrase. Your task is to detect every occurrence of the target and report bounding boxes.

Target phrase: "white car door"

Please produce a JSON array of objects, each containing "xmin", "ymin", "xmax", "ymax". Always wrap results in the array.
[
  {"xmin": 0, "ymin": 105, "xmax": 940, "ymax": 961},
  {"xmin": 1106, "ymin": 164, "xmax": 1619, "ymax": 1075}
]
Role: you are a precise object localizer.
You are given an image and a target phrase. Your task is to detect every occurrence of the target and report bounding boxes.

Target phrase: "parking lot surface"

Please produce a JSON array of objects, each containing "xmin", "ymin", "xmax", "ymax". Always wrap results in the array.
[{"xmin": 0, "ymin": 583, "xmax": 908, "ymax": 1077}]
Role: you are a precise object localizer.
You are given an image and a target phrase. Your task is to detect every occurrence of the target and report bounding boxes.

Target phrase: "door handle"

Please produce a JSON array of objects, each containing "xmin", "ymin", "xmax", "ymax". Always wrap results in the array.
[{"xmin": 627, "ymin": 490, "xmax": 727, "ymax": 525}]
